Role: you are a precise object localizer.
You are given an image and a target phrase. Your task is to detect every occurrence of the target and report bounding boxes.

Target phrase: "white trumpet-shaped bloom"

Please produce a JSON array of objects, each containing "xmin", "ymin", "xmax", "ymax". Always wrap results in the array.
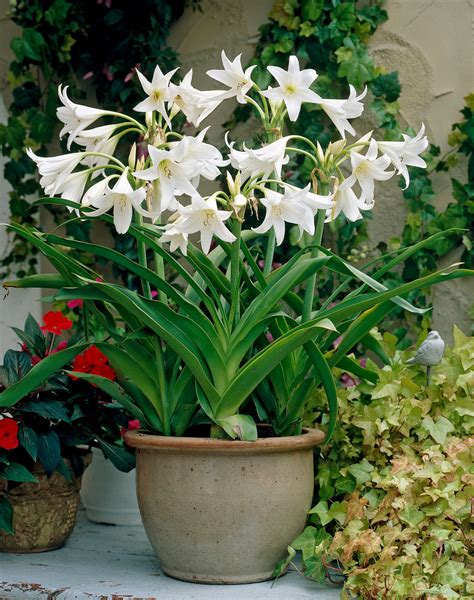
[
  {"xmin": 377, "ymin": 124, "xmax": 428, "ymax": 188},
  {"xmin": 26, "ymin": 149, "xmax": 86, "ymax": 196},
  {"xmin": 133, "ymin": 144, "xmax": 197, "ymax": 213},
  {"xmin": 325, "ymin": 178, "xmax": 373, "ymax": 223},
  {"xmin": 134, "ymin": 65, "xmax": 178, "ymax": 127},
  {"xmin": 206, "ymin": 51, "xmax": 256, "ymax": 104},
  {"xmin": 262, "ymin": 55, "xmax": 320, "ymax": 121},
  {"xmin": 75, "ymin": 124, "xmax": 122, "ymax": 170},
  {"xmin": 86, "ymin": 170, "xmax": 147, "ymax": 234},
  {"xmin": 284, "ymin": 183, "xmax": 334, "ymax": 215},
  {"xmin": 174, "ymin": 194, "xmax": 235, "ymax": 254},
  {"xmin": 252, "ymin": 187, "xmax": 315, "ymax": 245},
  {"xmin": 57, "ymin": 86, "xmax": 109, "ymax": 149},
  {"xmin": 349, "ymin": 139, "xmax": 394, "ymax": 203},
  {"xmin": 160, "ymin": 223, "xmax": 189, "ymax": 255},
  {"xmin": 227, "ymin": 135, "xmax": 291, "ymax": 181},
  {"xmin": 316, "ymin": 86, "xmax": 367, "ymax": 138},
  {"xmin": 169, "ymin": 70, "xmax": 222, "ymax": 126},
  {"xmin": 169, "ymin": 129, "xmax": 228, "ymax": 184}
]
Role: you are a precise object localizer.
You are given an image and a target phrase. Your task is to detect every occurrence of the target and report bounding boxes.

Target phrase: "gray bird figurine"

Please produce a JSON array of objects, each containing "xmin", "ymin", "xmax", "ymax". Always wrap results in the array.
[{"xmin": 407, "ymin": 330, "xmax": 445, "ymax": 384}]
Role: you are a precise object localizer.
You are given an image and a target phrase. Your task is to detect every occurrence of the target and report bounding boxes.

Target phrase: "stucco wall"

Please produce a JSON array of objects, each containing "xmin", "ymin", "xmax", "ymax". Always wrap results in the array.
[{"xmin": 0, "ymin": 0, "xmax": 472, "ymax": 354}]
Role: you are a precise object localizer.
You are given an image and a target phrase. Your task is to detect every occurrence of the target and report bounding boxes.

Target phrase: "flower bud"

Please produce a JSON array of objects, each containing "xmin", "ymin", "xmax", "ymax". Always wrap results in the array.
[{"xmin": 128, "ymin": 143, "xmax": 137, "ymax": 170}]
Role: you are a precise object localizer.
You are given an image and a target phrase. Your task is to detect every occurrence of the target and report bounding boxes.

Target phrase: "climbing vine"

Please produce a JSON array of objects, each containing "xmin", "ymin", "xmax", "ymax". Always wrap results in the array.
[
  {"xmin": 0, "ymin": 0, "xmax": 194, "ymax": 278},
  {"xmin": 229, "ymin": 0, "xmax": 472, "ymax": 341}
]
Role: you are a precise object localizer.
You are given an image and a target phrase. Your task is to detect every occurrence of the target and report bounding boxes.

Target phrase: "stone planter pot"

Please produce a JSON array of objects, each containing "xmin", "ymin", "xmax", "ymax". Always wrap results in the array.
[
  {"xmin": 124, "ymin": 428, "xmax": 324, "ymax": 584},
  {"xmin": 80, "ymin": 447, "xmax": 141, "ymax": 526},
  {"xmin": 0, "ymin": 454, "xmax": 91, "ymax": 553}
]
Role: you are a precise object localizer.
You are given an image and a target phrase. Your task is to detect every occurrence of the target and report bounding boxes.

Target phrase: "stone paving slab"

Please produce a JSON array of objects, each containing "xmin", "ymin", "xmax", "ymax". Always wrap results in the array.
[{"xmin": 0, "ymin": 510, "xmax": 342, "ymax": 599}]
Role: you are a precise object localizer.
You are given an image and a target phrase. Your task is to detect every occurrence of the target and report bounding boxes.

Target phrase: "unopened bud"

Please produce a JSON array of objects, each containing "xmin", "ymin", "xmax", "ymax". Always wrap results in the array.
[
  {"xmin": 168, "ymin": 102, "xmax": 180, "ymax": 121},
  {"xmin": 328, "ymin": 139, "xmax": 346, "ymax": 155},
  {"xmin": 316, "ymin": 141, "xmax": 325, "ymax": 164},
  {"xmin": 145, "ymin": 112, "xmax": 153, "ymax": 128},
  {"xmin": 128, "ymin": 143, "xmax": 137, "ymax": 170}
]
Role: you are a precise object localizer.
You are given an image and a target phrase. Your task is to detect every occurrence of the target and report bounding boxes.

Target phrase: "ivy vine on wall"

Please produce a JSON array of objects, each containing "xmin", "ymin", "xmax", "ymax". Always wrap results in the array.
[{"xmin": 0, "ymin": 0, "xmax": 195, "ymax": 278}]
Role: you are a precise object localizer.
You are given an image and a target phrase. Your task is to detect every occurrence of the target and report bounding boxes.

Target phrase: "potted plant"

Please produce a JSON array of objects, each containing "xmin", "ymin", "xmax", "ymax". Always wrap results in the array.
[
  {"xmin": 0, "ymin": 313, "xmax": 134, "ymax": 551},
  {"xmin": 1, "ymin": 52, "xmax": 472, "ymax": 581}
]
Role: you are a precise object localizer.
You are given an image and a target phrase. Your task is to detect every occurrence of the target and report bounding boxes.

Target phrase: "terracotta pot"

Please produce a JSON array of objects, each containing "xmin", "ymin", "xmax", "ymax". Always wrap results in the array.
[
  {"xmin": 125, "ymin": 428, "xmax": 324, "ymax": 584},
  {"xmin": 0, "ymin": 454, "xmax": 91, "ymax": 553},
  {"xmin": 80, "ymin": 447, "xmax": 141, "ymax": 525}
]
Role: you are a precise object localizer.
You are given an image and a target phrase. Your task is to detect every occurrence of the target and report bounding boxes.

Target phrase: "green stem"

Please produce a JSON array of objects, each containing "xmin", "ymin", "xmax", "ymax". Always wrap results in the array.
[
  {"xmin": 155, "ymin": 249, "xmax": 167, "ymax": 304},
  {"xmin": 135, "ymin": 213, "xmax": 151, "ymax": 299},
  {"xmin": 302, "ymin": 184, "xmax": 328, "ymax": 322},
  {"xmin": 229, "ymin": 219, "xmax": 242, "ymax": 328},
  {"xmin": 154, "ymin": 338, "xmax": 170, "ymax": 435},
  {"xmin": 263, "ymin": 228, "xmax": 276, "ymax": 277}
]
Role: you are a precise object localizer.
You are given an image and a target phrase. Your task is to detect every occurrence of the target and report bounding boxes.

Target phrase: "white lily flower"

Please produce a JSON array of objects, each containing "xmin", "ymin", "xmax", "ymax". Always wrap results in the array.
[
  {"xmin": 175, "ymin": 194, "xmax": 236, "ymax": 254},
  {"xmin": 206, "ymin": 51, "xmax": 256, "ymax": 104},
  {"xmin": 325, "ymin": 178, "xmax": 373, "ymax": 223},
  {"xmin": 262, "ymin": 55, "xmax": 320, "ymax": 121},
  {"xmin": 134, "ymin": 65, "xmax": 178, "ymax": 128},
  {"xmin": 57, "ymin": 86, "xmax": 110, "ymax": 149},
  {"xmin": 26, "ymin": 149, "xmax": 86, "ymax": 196},
  {"xmin": 75, "ymin": 124, "xmax": 122, "ymax": 170},
  {"xmin": 55, "ymin": 170, "xmax": 90, "ymax": 207},
  {"xmin": 169, "ymin": 129, "xmax": 228, "ymax": 184},
  {"xmin": 86, "ymin": 170, "xmax": 147, "ymax": 234},
  {"xmin": 253, "ymin": 187, "xmax": 315, "ymax": 245},
  {"xmin": 316, "ymin": 86, "xmax": 367, "ymax": 138},
  {"xmin": 226, "ymin": 134, "xmax": 291, "ymax": 181},
  {"xmin": 81, "ymin": 176, "xmax": 114, "ymax": 207},
  {"xmin": 134, "ymin": 144, "xmax": 197, "ymax": 213},
  {"xmin": 169, "ymin": 70, "xmax": 222, "ymax": 126},
  {"xmin": 350, "ymin": 139, "xmax": 394, "ymax": 203},
  {"xmin": 160, "ymin": 223, "xmax": 189, "ymax": 255},
  {"xmin": 284, "ymin": 183, "xmax": 334, "ymax": 215},
  {"xmin": 377, "ymin": 124, "xmax": 429, "ymax": 188}
]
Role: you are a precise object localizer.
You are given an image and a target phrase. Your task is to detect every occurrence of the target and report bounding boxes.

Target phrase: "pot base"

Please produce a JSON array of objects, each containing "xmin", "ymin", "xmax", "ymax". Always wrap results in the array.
[{"xmin": 162, "ymin": 567, "xmax": 274, "ymax": 585}]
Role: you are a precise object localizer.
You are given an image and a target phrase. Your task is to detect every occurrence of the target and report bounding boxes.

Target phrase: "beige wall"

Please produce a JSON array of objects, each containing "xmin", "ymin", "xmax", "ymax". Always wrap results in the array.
[{"xmin": 0, "ymin": 0, "xmax": 472, "ymax": 350}]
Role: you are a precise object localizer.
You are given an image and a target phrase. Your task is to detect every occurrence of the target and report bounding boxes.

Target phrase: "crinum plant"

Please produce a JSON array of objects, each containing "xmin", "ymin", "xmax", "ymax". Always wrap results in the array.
[{"xmin": 1, "ymin": 52, "xmax": 472, "ymax": 441}]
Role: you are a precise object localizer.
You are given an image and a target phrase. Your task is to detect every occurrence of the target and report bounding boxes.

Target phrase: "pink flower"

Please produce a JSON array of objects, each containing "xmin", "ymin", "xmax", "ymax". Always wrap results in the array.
[
  {"xmin": 151, "ymin": 290, "xmax": 158, "ymax": 298},
  {"xmin": 121, "ymin": 419, "xmax": 141, "ymax": 437},
  {"xmin": 83, "ymin": 71, "xmax": 94, "ymax": 80},
  {"xmin": 341, "ymin": 373, "xmax": 359, "ymax": 388},
  {"xmin": 332, "ymin": 335, "xmax": 343, "ymax": 349},
  {"xmin": 67, "ymin": 299, "xmax": 83, "ymax": 309}
]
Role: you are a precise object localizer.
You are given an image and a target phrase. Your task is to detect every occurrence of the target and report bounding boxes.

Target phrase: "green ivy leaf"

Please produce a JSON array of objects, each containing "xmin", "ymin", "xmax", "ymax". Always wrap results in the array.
[
  {"xmin": 421, "ymin": 416, "xmax": 454, "ymax": 445},
  {"xmin": 371, "ymin": 71, "xmax": 401, "ymax": 102},
  {"xmin": 301, "ymin": 0, "xmax": 324, "ymax": 22},
  {"xmin": 331, "ymin": 3, "xmax": 357, "ymax": 31},
  {"xmin": 346, "ymin": 458, "xmax": 374, "ymax": 485}
]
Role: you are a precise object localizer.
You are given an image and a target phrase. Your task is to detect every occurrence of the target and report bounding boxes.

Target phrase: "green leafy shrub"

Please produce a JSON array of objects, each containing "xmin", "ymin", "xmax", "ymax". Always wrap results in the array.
[{"xmin": 285, "ymin": 327, "xmax": 473, "ymax": 599}]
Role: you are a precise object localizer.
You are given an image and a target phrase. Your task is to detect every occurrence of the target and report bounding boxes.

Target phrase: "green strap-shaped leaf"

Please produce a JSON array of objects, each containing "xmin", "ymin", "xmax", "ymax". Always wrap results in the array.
[
  {"xmin": 216, "ymin": 319, "xmax": 335, "ymax": 418},
  {"xmin": 303, "ymin": 341, "xmax": 337, "ymax": 441}
]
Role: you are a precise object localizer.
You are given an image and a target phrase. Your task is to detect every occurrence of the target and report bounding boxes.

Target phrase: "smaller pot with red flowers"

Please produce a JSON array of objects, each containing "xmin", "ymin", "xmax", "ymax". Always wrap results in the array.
[{"xmin": 0, "ymin": 314, "xmax": 136, "ymax": 550}]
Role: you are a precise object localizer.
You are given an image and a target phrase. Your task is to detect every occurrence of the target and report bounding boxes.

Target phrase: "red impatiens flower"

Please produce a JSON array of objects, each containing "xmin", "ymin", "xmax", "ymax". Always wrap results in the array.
[
  {"xmin": 0, "ymin": 418, "xmax": 19, "ymax": 450},
  {"xmin": 83, "ymin": 345, "xmax": 108, "ymax": 367},
  {"xmin": 40, "ymin": 311, "xmax": 73, "ymax": 335},
  {"xmin": 90, "ymin": 364, "xmax": 116, "ymax": 381},
  {"xmin": 70, "ymin": 345, "xmax": 116, "ymax": 383}
]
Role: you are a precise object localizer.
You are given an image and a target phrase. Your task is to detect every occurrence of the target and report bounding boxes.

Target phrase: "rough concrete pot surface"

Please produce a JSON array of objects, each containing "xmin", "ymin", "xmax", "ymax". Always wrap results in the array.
[
  {"xmin": 124, "ymin": 428, "xmax": 324, "ymax": 584},
  {"xmin": 80, "ymin": 447, "xmax": 141, "ymax": 526}
]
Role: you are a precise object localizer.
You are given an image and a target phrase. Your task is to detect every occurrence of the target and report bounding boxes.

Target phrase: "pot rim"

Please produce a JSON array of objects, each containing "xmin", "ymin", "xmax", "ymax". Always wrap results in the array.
[{"xmin": 124, "ymin": 427, "xmax": 324, "ymax": 453}]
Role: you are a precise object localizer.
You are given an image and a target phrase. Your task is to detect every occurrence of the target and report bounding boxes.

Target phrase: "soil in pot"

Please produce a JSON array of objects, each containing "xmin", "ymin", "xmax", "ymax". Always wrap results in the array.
[
  {"xmin": 0, "ymin": 453, "xmax": 91, "ymax": 553},
  {"xmin": 125, "ymin": 427, "xmax": 324, "ymax": 584}
]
